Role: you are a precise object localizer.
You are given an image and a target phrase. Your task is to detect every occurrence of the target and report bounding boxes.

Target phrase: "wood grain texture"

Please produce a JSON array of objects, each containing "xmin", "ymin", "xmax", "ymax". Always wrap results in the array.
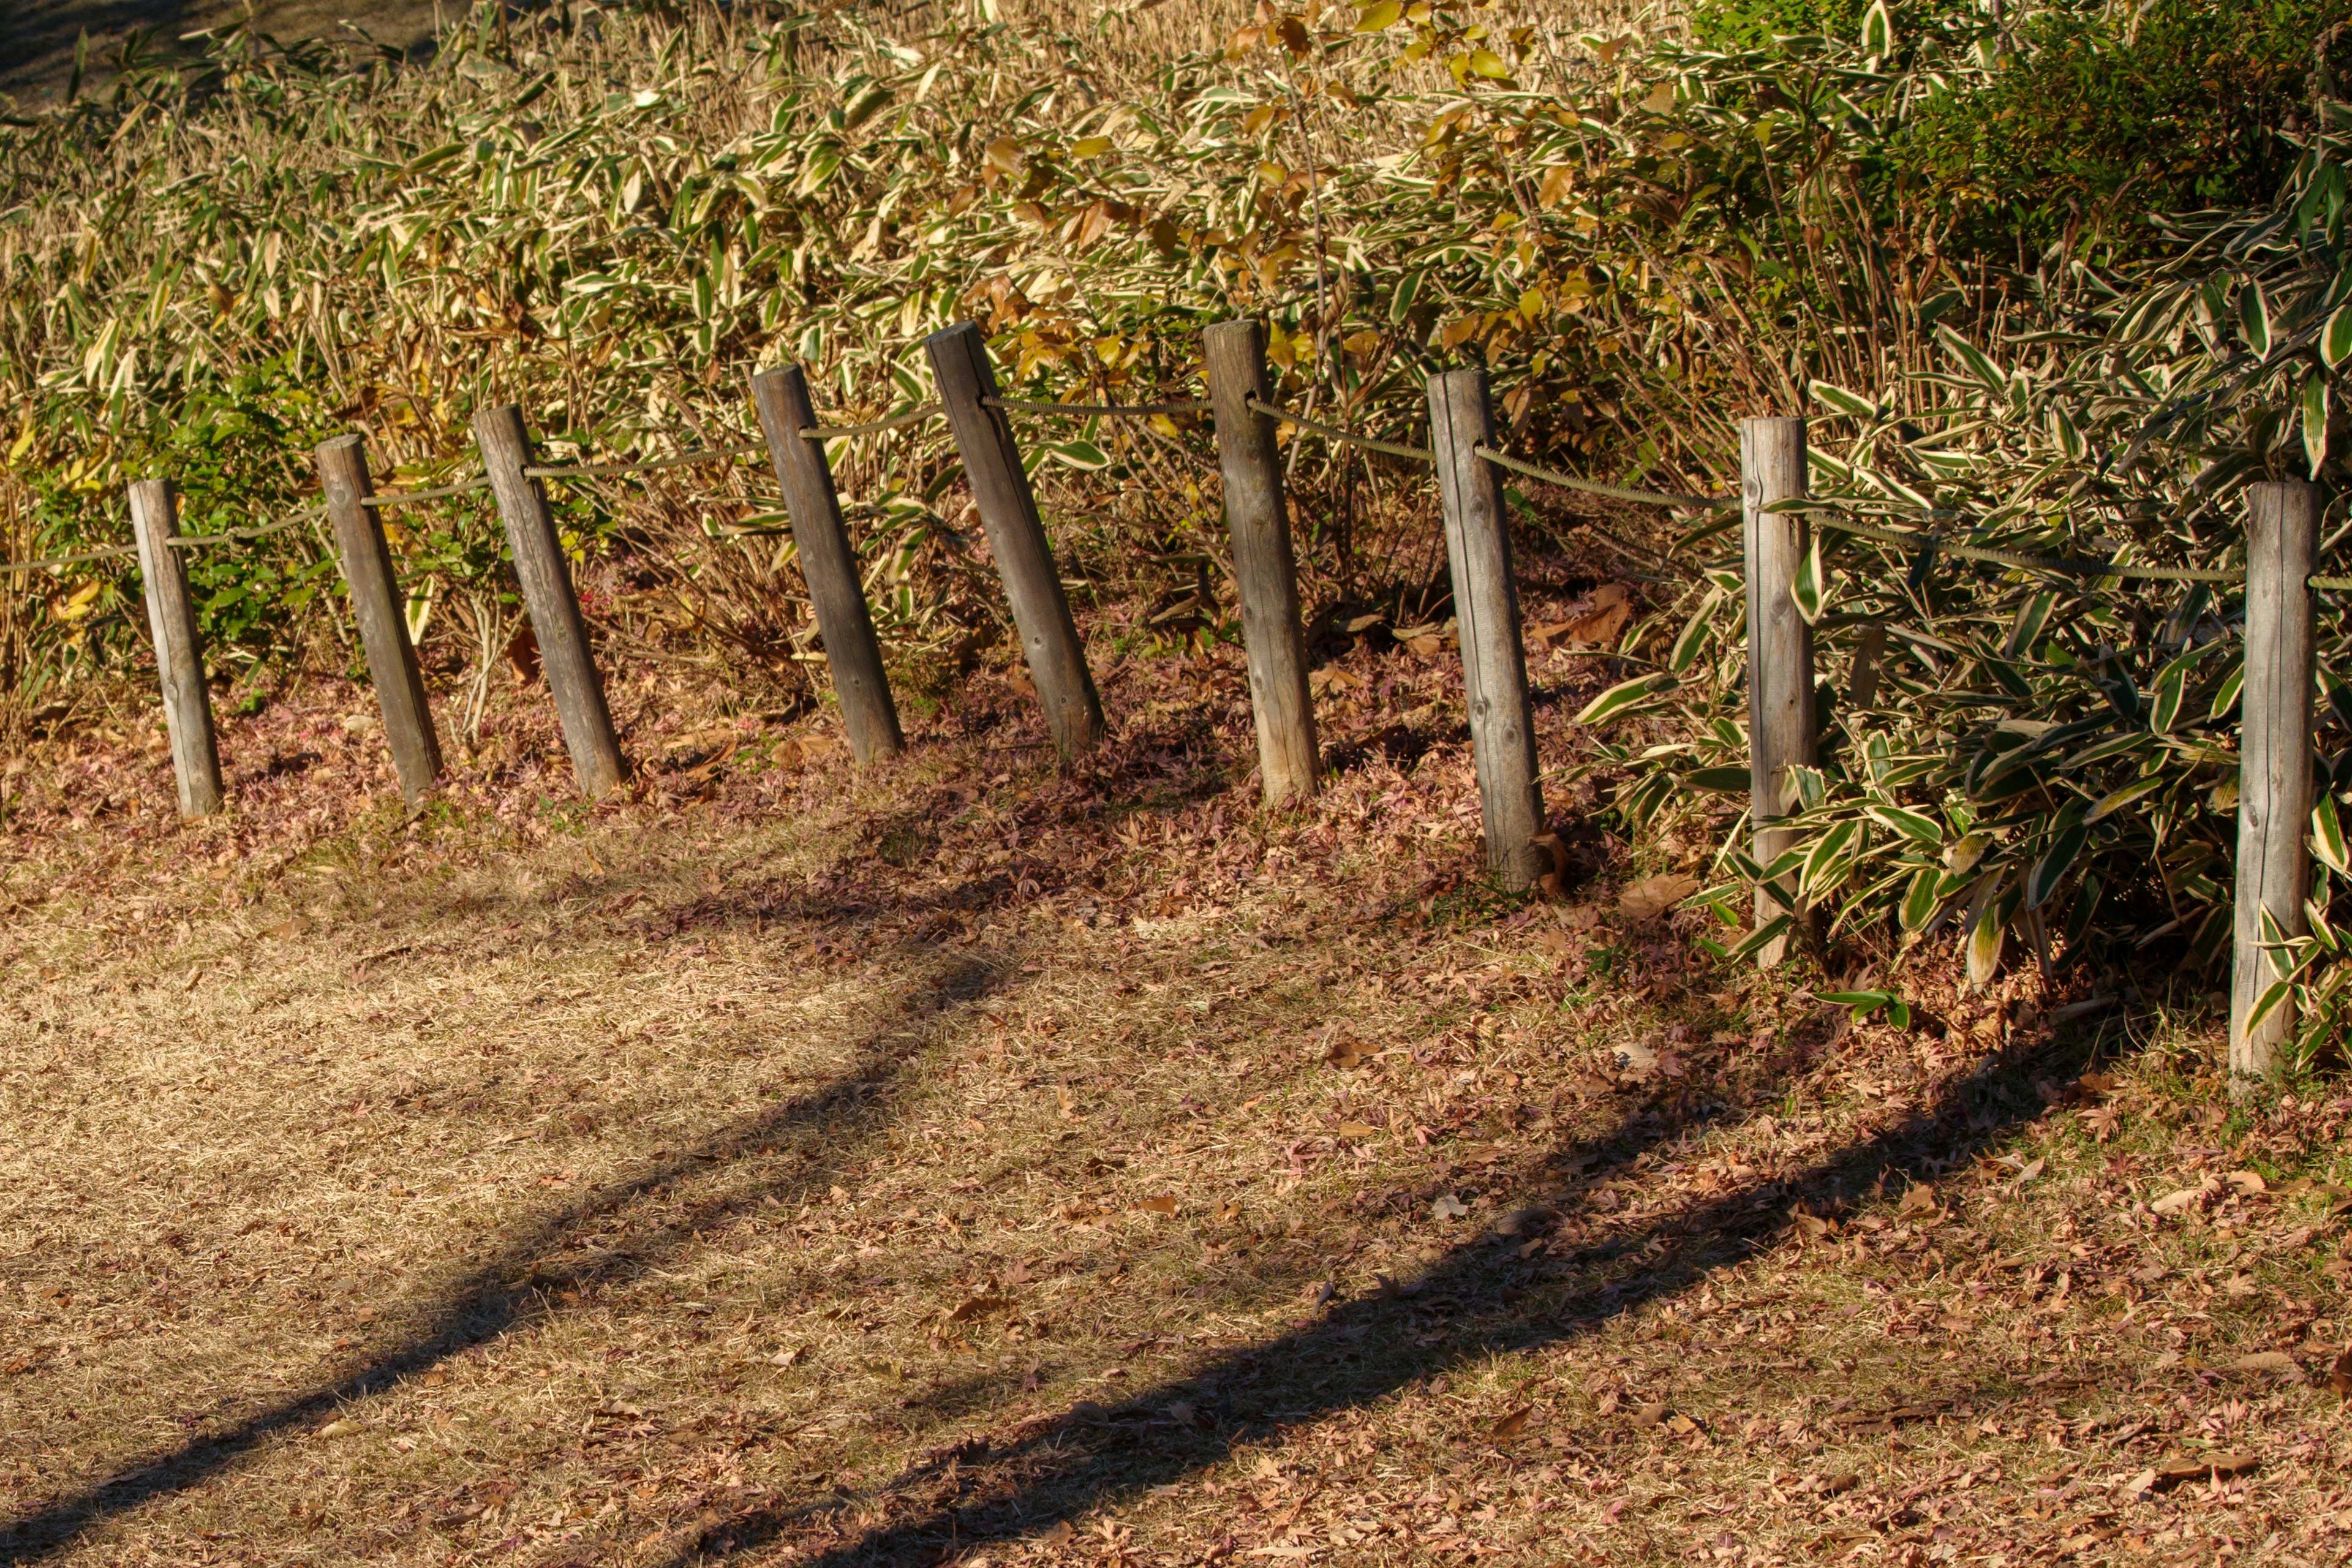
[
  {"xmin": 1204, "ymin": 320, "xmax": 1319, "ymax": 805},
  {"xmin": 924, "ymin": 320, "xmax": 1104, "ymax": 761},
  {"xmin": 473, "ymin": 403, "xmax": 626, "ymax": 799},
  {"xmin": 2230, "ymin": 480, "xmax": 2318, "ymax": 1080},
  {"xmin": 127, "ymin": 478, "xmax": 223, "ymax": 819},
  {"xmin": 1741, "ymin": 417, "xmax": 1814, "ymax": 967},
  {"xmin": 1427, "ymin": 368, "xmax": 1543, "ymax": 889},
  {"xmin": 317, "ymin": 433, "xmax": 442, "ymax": 804},
  {"xmin": 752, "ymin": 365, "xmax": 905, "ymax": 765}
]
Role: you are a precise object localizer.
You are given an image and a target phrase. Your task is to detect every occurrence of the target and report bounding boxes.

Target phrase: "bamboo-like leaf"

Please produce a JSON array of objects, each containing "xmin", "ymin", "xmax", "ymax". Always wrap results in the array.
[
  {"xmin": 1899, "ymin": 867, "xmax": 1939, "ymax": 932},
  {"xmin": 1724, "ymin": 913, "xmax": 1792, "ymax": 963},
  {"xmin": 1668, "ymin": 589, "xmax": 1721, "ymax": 674},
  {"xmin": 2241, "ymin": 279, "xmax": 2271, "ymax": 356},
  {"xmin": 1810, "ymin": 380, "xmax": 1875, "ymax": 418},
  {"xmin": 1574, "ymin": 673, "xmax": 1677, "ymax": 726},
  {"xmin": 2026, "ymin": 822, "xmax": 2087, "ymax": 908},
  {"xmin": 2086, "ymin": 774, "xmax": 2165, "ymax": 823},
  {"xmin": 2305, "ymin": 372, "xmax": 2330, "ymax": 478},
  {"xmin": 2315, "ymin": 793, "xmax": 2350, "ymax": 876},
  {"xmin": 1858, "ymin": 0, "xmax": 1894, "ymax": 58},
  {"xmin": 2325, "ymin": 300, "xmax": 2352, "ymax": 369},
  {"xmin": 1791, "ymin": 533, "xmax": 1827, "ymax": 624},
  {"xmin": 1864, "ymin": 802, "xmax": 1942, "ymax": 845},
  {"xmin": 2244, "ymin": 977, "xmax": 2294, "ymax": 1036},
  {"xmin": 2002, "ymin": 590, "xmax": 2054, "ymax": 660}
]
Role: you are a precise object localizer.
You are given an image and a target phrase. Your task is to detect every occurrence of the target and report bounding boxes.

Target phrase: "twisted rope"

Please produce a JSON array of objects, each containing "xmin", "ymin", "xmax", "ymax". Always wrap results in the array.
[
  {"xmin": 984, "ymin": 395, "xmax": 1211, "ymax": 418},
  {"xmin": 1, "ymin": 505, "xmax": 325, "ymax": 575},
  {"xmin": 1474, "ymin": 443, "xmax": 1736, "ymax": 512},
  {"xmin": 526, "ymin": 442, "xmax": 766, "ymax": 479},
  {"xmin": 1245, "ymin": 396, "xmax": 1432, "ymax": 462},
  {"xmin": 799, "ymin": 403, "xmax": 941, "ymax": 440}
]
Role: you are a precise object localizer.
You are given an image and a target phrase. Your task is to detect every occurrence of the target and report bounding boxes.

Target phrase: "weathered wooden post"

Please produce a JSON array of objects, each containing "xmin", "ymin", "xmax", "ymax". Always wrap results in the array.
[
  {"xmin": 472, "ymin": 403, "xmax": 627, "ymax": 799},
  {"xmin": 750, "ymin": 366, "xmax": 905, "ymax": 765},
  {"xmin": 2230, "ymin": 479, "xmax": 2319, "ymax": 1082},
  {"xmin": 127, "ymin": 478, "xmax": 224, "ymax": 819},
  {"xmin": 923, "ymin": 320, "xmax": 1105, "ymax": 761},
  {"xmin": 317, "ymin": 434, "xmax": 442, "ymax": 805},
  {"xmin": 1426, "ymin": 368, "xmax": 1543, "ymax": 890},
  {"xmin": 1741, "ymin": 417, "xmax": 1814, "ymax": 967},
  {"xmin": 1204, "ymin": 319, "xmax": 1319, "ymax": 807}
]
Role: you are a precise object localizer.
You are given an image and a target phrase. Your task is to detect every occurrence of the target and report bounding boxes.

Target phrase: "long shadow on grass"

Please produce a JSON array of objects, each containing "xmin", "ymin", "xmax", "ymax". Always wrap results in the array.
[
  {"xmin": 0, "ymin": 952, "xmax": 1011, "ymax": 1563},
  {"xmin": 647, "ymin": 1027, "xmax": 2100, "ymax": 1565}
]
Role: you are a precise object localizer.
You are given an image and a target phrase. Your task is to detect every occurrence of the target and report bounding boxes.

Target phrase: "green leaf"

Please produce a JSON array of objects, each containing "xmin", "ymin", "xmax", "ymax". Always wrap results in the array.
[
  {"xmin": 1858, "ymin": 0, "xmax": 1894, "ymax": 56},
  {"xmin": 1043, "ymin": 439, "xmax": 1110, "ymax": 470},
  {"xmin": 2306, "ymin": 372, "xmax": 2330, "ymax": 479},
  {"xmin": 2209, "ymin": 660, "xmax": 2245, "ymax": 722},
  {"xmin": 1936, "ymin": 324, "xmax": 2006, "ymax": 395},
  {"xmin": 2086, "ymin": 774, "xmax": 2165, "ymax": 823},
  {"xmin": 2324, "ymin": 301, "xmax": 2352, "ymax": 369},
  {"xmin": 2241, "ymin": 279, "xmax": 2271, "ymax": 356},
  {"xmin": 2149, "ymin": 644, "xmax": 2207, "ymax": 733},
  {"xmin": 1668, "ymin": 589, "xmax": 1721, "ymax": 674},
  {"xmin": 2002, "ymin": 589, "xmax": 2054, "ymax": 660},
  {"xmin": 1810, "ymin": 380, "xmax": 1875, "ymax": 418},
  {"xmin": 1686, "ymin": 766, "xmax": 1751, "ymax": 792},
  {"xmin": 1724, "ymin": 913, "xmax": 1792, "ymax": 963},
  {"xmin": 1966, "ymin": 901, "xmax": 2005, "ymax": 988},
  {"xmin": 1864, "ymin": 803, "xmax": 1942, "ymax": 845},
  {"xmin": 1574, "ymin": 673, "xmax": 1677, "ymax": 726},
  {"xmin": 2245, "ymin": 976, "xmax": 2294, "ymax": 1036},
  {"xmin": 1899, "ymin": 867, "xmax": 1940, "ymax": 932},
  {"xmin": 2027, "ymin": 822, "xmax": 2087, "ymax": 908},
  {"xmin": 1791, "ymin": 534, "xmax": 1826, "ymax": 625},
  {"xmin": 2315, "ymin": 793, "xmax": 2350, "ymax": 876}
]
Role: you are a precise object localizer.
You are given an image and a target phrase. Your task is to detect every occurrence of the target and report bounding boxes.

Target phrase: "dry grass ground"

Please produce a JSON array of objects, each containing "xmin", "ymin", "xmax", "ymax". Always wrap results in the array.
[{"xmin": 5, "ymin": 560, "xmax": 2352, "ymax": 1566}]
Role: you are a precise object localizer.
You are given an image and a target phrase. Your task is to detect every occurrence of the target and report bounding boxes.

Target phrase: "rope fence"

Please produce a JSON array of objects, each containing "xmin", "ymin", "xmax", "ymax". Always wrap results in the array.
[
  {"xmin": 798, "ymin": 403, "xmax": 941, "ymax": 440},
  {"xmin": 985, "ymin": 395, "xmax": 1212, "ymax": 418},
  {"xmin": 525, "ymin": 441, "xmax": 767, "ymax": 480},
  {"xmin": 1245, "ymin": 396, "xmax": 1434, "ymax": 462},
  {"xmin": 1474, "ymin": 442, "xmax": 1736, "ymax": 513},
  {"xmin": 1811, "ymin": 510, "xmax": 2247, "ymax": 586}
]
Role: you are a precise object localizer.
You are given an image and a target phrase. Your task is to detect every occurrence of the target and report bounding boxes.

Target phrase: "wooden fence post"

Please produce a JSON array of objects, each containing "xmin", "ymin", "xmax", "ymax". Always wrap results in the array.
[
  {"xmin": 127, "ymin": 478, "xmax": 224, "ymax": 819},
  {"xmin": 2230, "ymin": 479, "xmax": 2319, "ymax": 1082},
  {"xmin": 317, "ymin": 434, "xmax": 443, "ymax": 805},
  {"xmin": 1204, "ymin": 319, "xmax": 1320, "ymax": 807},
  {"xmin": 923, "ymin": 320, "xmax": 1105, "ymax": 761},
  {"xmin": 750, "ymin": 365, "xmax": 905, "ymax": 765},
  {"xmin": 1426, "ymin": 368, "xmax": 1544, "ymax": 890},
  {"xmin": 1741, "ymin": 417, "xmax": 1814, "ymax": 967},
  {"xmin": 473, "ymin": 403, "xmax": 627, "ymax": 799}
]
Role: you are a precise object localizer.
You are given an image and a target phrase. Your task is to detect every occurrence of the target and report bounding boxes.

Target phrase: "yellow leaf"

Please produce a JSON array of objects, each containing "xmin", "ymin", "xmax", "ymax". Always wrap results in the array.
[
  {"xmin": 1071, "ymin": 135, "xmax": 1112, "ymax": 158},
  {"xmin": 1243, "ymin": 105, "xmax": 1283, "ymax": 137},
  {"xmin": 1643, "ymin": 81, "xmax": 1674, "ymax": 113},
  {"xmin": 1468, "ymin": 47, "xmax": 1510, "ymax": 78},
  {"xmin": 1518, "ymin": 287, "xmax": 1545, "ymax": 321},
  {"xmin": 1356, "ymin": 1, "xmax": 1401, "ymax": 28},
  {"xmin": 1537, "ymin": 165, "xmax": 1576, "ymax": 206}
]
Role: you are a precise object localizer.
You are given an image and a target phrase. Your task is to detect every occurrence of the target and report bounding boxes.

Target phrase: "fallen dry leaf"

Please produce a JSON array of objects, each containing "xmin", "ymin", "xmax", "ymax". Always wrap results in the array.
[
  {"xmin": 1618, "ymin": 872, "xmax": 1699, "ymax": 922},
  {"xmin": 1322, "ymin": 1034, "xmax": 1371, "ymax": 1070},
  {"xmin": 949, "ymin": 1295, "xmax": 1011, "ymax": 1323},
  {"xmin": 1489, "ymin": 1406, "xmax": 1532, "ymax": 1442},
  {"xmin": 317, "ymin": 1419, "xmax": 360, "ymax": 1440},
  {"xmin": 1430, "ymin": 1193, "xmax": 1469, "ymax": 1221},
  {"xmin": 2228, "ymin": 1351, "xmax": 2303, "ymax": 1381},
  {"xmin": 2150, "ymin": 1186, "xmax": 2204, "ymax": 1216},
  {"xmin": 2223, "ymin": 1169, "xmax": 2267, "ymax": 1196},
  {"xmin": 1335, "ymin": 1121, "xmax": 1379, "ymax": 1140},
  {"xmin": 1896, "ymin": 1182, "xmax": 1939, "ymax": 1216},
  {"xmin": 2335, "ymin": 1348, "xmax": 2352, "ymax": 1399},
  {"xmin": 1134, "ymin": 1194, "xmax": 1179, "ymax": 1216},
  {"xmin": 1630, "ymin": 1401, "xmax": 1670, "ymax": 1428},
  {"xmin": 2152, "ymin": 1451, "xmax": 2259, "ymax": 1487}
]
